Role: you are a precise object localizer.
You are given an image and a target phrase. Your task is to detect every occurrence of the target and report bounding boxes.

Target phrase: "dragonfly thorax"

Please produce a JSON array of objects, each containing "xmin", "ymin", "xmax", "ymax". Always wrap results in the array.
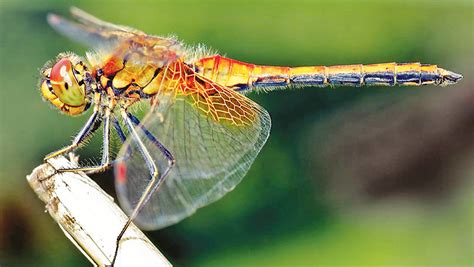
[{"xmin": 40, "ymin": 53, "xmax": 92, "ymax": 116}]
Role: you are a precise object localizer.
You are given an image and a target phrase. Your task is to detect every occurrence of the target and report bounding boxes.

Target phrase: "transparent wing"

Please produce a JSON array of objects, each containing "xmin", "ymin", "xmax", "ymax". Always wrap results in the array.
[
  {"xmin": 47, "ymin": 7, "xmax": 144, "ymax": 49},
  {"xmin": 69, "ymin": 6, "xmax": 145, "ymax": 35},
  {"xmin": 47, "ymin": 6, "xmax": 183, "ymax": 64},
  {"xmin": 114, "ymin": 68, "xmax": 271, "ymax": 230}
]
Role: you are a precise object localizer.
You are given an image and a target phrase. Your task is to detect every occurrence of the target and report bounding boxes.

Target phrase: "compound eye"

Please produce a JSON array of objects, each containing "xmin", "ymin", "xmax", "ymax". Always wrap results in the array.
[
  {"xmin": 50, "ymin": 58, "xmax": 73, "ymax": 87},
  {"xmin": 49, "ymin": 58, "xmax": 85, "ymax": 106}
]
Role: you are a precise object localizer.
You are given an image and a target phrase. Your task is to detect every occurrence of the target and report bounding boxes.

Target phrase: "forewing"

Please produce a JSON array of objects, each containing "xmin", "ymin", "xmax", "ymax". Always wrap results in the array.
[
  {"xmin": 114, "ymin": 72, "xmax": 271, "ymax": 230},
  {"xmin": 47, "ymin": 7, "xmax": 143, "ymax": 49},
  {"xmin": 48, "ymin": 7, "xmax": 183, "ymax": 69},
  {"xmin": 69, "ymin": 6, "xmax": 145, "ymax": 35}
]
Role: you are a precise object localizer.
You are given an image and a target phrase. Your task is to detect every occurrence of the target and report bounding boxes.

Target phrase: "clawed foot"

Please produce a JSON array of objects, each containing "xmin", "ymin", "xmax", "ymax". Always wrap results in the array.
[
  {"xmin": 39, "ymin": 160, "xmax": 59, "ymax": 182},
  {"xmin": 41, "ymin": 153, "xmax": 82, "ymax": 181}
]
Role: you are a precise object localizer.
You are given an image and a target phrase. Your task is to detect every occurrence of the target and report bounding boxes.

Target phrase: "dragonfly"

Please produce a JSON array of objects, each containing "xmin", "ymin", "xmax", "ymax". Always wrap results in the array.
[{"xmin": 39, "ymin": 7, "xmax": 462, "ymax": 264}]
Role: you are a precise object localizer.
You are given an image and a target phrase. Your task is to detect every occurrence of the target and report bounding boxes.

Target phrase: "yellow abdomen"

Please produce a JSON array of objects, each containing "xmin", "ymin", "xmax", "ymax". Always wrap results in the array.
[{"xmin": 194, "ymin": 55, "xmax": 463, "ymax": 92}]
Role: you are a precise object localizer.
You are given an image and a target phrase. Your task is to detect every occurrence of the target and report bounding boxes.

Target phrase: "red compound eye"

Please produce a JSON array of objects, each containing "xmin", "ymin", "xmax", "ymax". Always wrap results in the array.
[
  {"xmin": 50, "ymin": 58, "xmax": 73, "ymax": 84},
  {"xmin": 48, "ymin": 57, "xmax": 86, "ymax": 108}
]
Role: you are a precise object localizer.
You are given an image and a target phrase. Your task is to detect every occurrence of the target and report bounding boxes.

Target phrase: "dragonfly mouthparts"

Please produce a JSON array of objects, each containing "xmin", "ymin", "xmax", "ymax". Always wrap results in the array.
[{"xmin": 439, "ymin": 68, "xmax": 463, "ymax": 86}]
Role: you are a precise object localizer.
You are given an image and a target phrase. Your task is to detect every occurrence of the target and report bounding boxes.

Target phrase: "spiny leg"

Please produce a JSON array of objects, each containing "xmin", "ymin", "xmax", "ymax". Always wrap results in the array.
[
  {"xmin": 44, "ymin": 109, "xmax": 100, "ymax": 162},
  {"xmin": 112, "ymin": 115, "xmax": 127, "ymax": 143},
  {"xmin": 41, "ymin": 108, "xmax": 101, "ymax": 180},
  {"xmin": 111, "ymin": 108, "xmax": 175, "ymax": 266},
  {"xmin": 111, "ymin": 115, "xmax": 133, "ymax": 163},
  {"xmin": 127, "ymin": 112, "xmax": 175, "ymax": 211},
  {"xmin": 128, "ymin": 113, "xmax": 174, "ymax": 161},
  {"xmin": 44, "ymin": 92, "xmax": 104, "ymax": 172},
  {"xmin": 55, "ymin": 107, "xmax": 113, "ymax": 175}
]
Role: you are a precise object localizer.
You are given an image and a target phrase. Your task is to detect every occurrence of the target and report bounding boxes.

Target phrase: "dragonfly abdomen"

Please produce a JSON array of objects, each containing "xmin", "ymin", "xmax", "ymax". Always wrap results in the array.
[
  {"xmin": 288, "ymin": 63, "xmax": 463, "ymax": 88},
  {"xmin": 195, "ymin": 56, "xmax": 462, "ymax": 92}
]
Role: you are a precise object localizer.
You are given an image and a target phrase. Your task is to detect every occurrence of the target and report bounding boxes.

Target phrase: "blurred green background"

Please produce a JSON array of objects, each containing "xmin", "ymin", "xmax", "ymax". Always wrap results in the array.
[{"xmin": 0, "ymin": 0, "xmax": 473, "ymax": 266}]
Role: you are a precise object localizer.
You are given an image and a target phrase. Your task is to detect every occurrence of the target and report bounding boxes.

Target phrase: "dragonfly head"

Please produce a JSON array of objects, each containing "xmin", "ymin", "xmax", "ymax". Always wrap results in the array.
[{"xmin": 40, "ymin": 53, "xmax": 92, "ymax": 116}]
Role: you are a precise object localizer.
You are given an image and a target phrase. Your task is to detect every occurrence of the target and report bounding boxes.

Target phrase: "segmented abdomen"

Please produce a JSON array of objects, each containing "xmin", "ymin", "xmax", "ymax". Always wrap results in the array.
[
  {"xmin": 194, "ymin": 56, "xmax": 462, "ymax": 92},
  {"xmin": 288, "ymin": 63, "xmax": 461, "ymax": 87}
]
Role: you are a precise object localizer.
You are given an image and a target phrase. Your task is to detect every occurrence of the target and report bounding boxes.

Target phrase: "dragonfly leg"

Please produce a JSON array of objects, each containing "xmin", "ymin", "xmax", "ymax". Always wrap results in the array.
[
  {"xmin": 111, "ymin": 108, "xmax": 175, "ymax": 266},
  {"xmin": 127, "ymin": 112, "xmax": 175, "ymax": 162},
  {"xmin": 55, "ymin": 107, "xmax": 114, "ymax": 175},
  {"xmin": 110, "ymin": 116, "xmax": 133, "ymax": 163},
  {"xmin": 44, "ymin": 109, "xmax": 101, "ymax": 162},
  {"xmin": 41, "ymin": 109, "xmax": 102, "ymax": 181}
]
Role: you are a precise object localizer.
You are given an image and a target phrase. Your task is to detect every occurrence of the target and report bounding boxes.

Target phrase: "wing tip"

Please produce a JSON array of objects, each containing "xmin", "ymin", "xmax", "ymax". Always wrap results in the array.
[
  {"xmin": 46, "ymin": 13, "xmax": 62, "ymax": 26},
  {"xmin": 47, "ymin": 7, "xmax": 87, "ymax": 23}
]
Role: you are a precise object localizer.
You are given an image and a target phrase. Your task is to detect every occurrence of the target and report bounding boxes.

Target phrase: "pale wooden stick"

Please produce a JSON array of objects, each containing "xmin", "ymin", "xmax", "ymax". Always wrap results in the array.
[{"xmin": 27, "ymin": 156, "xmax": 172, "ymax": 267}]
